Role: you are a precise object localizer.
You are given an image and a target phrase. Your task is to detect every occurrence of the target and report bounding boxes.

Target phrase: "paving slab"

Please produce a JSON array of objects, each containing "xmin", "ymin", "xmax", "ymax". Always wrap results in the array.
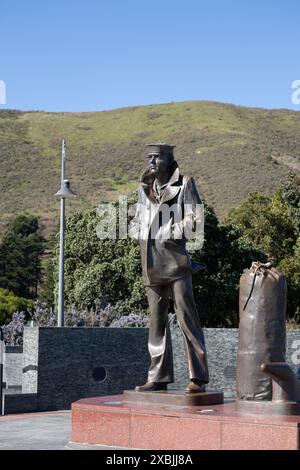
[
  {"xmin": 0, "ymin": 411, "xmax": 125, "ymax": 450},
  {"xmin": 0, "ymin": 411, "xmax": 71, "ymax": 450}
]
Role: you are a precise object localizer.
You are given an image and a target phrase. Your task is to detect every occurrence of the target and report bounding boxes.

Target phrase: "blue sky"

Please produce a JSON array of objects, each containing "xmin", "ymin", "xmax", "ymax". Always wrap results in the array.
[{"xmin": 1, "ymin": 0, "xmax": 300, "ymax": 112}]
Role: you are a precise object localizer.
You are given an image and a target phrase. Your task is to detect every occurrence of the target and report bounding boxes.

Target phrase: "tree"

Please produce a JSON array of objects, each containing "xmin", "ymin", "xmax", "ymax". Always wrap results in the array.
[
  {"xmin": 39, "ymin": 226, "xmax": 59, "ymax": 310},
  {"xmin": 0, "ymin": 214, "xmax": 45, "ymax": 299},
  {"xmin": 227, "ymin": 175, "xmax": 300, "ymax": 321},
  {"xmin": 53, "ymin": 195, "xmax": 148, "ymax": 315},
  {"xmin": 191, "ymin": 205, "xmax": 266, "ymax": 326},
  {"xmin": 53, "ymin": 198, "xmax": 263, "ymax": 327}
]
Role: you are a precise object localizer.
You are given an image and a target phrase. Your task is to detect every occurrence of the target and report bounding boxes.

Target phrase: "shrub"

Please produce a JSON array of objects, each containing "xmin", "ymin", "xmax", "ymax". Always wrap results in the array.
[
  {"xmin": 1, "ymin": 312, "xmax": 26, "ymax": 346},
  {"xmin": 0, "ymin": 299, "xmax": 148, "ymax": 345},
  {"xmin": 110, "ymin": 313, "xmax": 149, "ymax": 327},
  {"xmin": 0, "ymin": 288, "xmax": 33, "ymax": 324}
]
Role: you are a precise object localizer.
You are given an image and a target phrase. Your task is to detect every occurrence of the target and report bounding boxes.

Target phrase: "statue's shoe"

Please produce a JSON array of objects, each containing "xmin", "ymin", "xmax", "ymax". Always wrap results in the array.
[
  {"xmin": 185, "ymin": 381, "xmax": 206, "ymax": 394},
  {"xmin": 135, "ymin": 382, "xmax": 168, "ymax": 392}
]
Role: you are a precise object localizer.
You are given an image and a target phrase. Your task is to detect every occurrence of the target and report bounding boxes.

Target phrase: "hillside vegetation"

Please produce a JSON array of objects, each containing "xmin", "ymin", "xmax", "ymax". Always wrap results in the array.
[{"xmin": 1, "ymin": 101, "xmax": 300, "ymax": 235}]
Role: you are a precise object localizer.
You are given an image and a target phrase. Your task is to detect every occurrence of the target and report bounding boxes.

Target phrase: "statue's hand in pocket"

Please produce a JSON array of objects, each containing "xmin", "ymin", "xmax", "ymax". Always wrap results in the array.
[{"xmin": 157, "ymin": 220, "xmax": 173, "ymax": 243}]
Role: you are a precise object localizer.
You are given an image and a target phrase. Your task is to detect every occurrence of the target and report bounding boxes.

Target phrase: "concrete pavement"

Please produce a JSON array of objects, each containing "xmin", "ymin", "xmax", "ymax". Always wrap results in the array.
[
  {"xmin": 0, "ymin": 410, "xmax": 128, "ymax": 450},
  {"xmin": 0, "ymin": 411, "xmax": 71, "ymax": 450}
]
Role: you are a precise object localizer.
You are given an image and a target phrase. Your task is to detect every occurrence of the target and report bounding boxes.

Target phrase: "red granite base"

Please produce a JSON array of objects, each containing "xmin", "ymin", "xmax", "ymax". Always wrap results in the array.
[{"xmin": 71, "ymin": 394, "xmax": 300, "ymax": 450}]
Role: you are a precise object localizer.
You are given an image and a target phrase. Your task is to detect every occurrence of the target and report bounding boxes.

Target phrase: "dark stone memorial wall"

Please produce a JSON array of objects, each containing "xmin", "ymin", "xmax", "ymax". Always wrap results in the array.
[{"xmin": 3, "ymin": 326, "xmax": 300, "ymax": 413}]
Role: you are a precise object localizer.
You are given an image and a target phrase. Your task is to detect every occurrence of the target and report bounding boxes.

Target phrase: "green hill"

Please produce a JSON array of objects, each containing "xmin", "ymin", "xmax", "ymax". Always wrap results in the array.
[{"xmin": 1, "ymin": 100, "xmax": 300, "ymax": 236}]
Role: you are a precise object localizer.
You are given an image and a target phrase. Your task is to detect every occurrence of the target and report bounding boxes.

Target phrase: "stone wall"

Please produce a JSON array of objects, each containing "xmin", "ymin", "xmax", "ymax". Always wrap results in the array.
[
  {"xmin": 3, "ymin": 327, "xmax": 300, "ymax": 412},
  {"xmin": 22, "ymin": 327, "xmax": 150, "ymax": 411},
  {"xmin": 3, "ymin": 346, "xmax": 23, "ymax": 388}
]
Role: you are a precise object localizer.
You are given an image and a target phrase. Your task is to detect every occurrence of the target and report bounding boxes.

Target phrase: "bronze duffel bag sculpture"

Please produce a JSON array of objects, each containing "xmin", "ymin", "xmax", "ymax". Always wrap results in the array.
[{"xmin": 237, "ymin": 262, "xmax": 287, "ymax": 401}]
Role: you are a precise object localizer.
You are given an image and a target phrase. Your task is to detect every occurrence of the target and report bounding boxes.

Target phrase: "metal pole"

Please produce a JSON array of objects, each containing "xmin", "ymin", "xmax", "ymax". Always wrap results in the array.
[
  {"xmin": 0, "ymin": 326, "xmax": 4, "ymax": 416},
  {"xmin": 61, "ymin": 139, "xmax": 66, "ymax": 182},
  {"xmin": 55, "ymin": 139, "xmax": 75, "ymax": 327},
  {"xmin": 57, "ymin": 197, "xmax": 65, "ymax": 327}
]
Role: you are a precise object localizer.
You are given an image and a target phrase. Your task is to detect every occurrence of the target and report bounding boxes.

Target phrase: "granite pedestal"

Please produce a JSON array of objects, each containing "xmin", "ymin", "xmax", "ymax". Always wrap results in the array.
[{"xmin": 71, "ymin": 394, "xmax": 300, "ymax": 450}]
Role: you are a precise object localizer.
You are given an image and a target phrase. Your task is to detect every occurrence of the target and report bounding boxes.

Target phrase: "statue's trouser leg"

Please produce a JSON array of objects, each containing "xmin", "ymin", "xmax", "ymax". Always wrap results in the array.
[
  {"xmin": 172, "ymin": 274, "xmax": 209, "ymax": 384},
  {"xmin": 146, "ymin": 284, "xmax": 174, "ymax": 383}
]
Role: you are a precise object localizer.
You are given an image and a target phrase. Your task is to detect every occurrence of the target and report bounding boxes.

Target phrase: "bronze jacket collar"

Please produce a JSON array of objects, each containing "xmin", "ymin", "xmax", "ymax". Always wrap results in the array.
[{"xmin": 140, "ymin": 163, "xmax": 181, "ymax": 204}]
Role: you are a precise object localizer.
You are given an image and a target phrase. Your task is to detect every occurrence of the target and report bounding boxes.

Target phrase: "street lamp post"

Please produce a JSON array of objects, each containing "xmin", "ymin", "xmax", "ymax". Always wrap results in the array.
[{"xmin": 55, "ymin": 139, "xmax": 76, "ymax": 327}]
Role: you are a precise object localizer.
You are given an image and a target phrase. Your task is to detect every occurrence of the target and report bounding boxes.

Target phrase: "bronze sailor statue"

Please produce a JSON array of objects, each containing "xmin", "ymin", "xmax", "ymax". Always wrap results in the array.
[{"xmin": 130, "ymin": 143, "xmax": 209, "ymax": 393}]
